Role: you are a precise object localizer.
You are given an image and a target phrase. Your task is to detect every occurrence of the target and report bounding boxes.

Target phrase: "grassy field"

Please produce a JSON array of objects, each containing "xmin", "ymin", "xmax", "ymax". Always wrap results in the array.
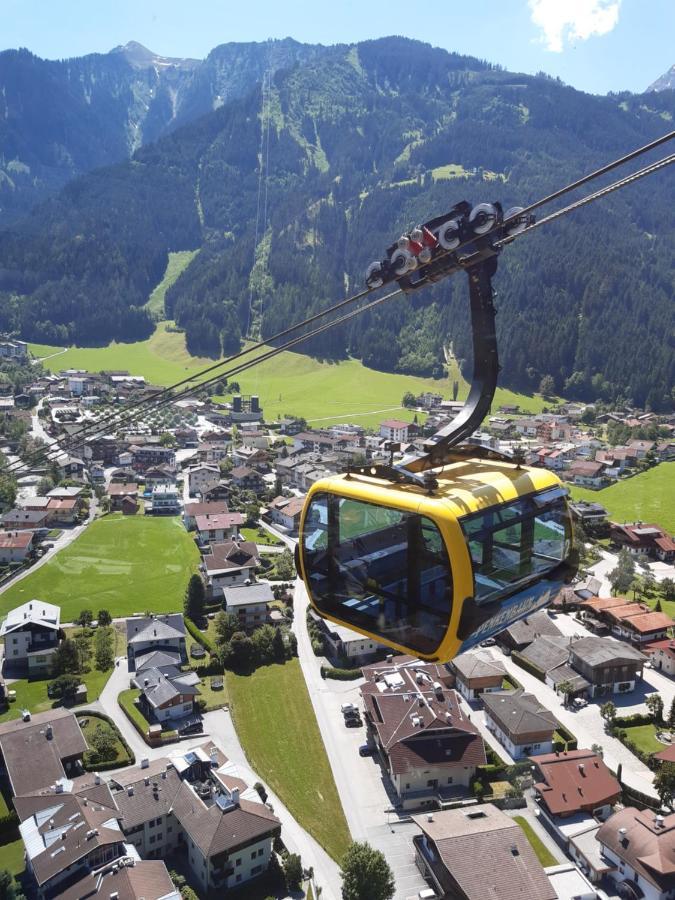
[
  {"xmin": 623, "ymin": 724, "xmax": 666, "ymax": 756},
  {"xmin": 31, "ymin": 323, "xmax": 549, "ymax": 430},
  {"xmin": 0, "ymin": 514, "xmax": 199, "ymax": 623},
  {"xmin": 240, "ymin": 527, "xmax": 283, "ymax": 547},
  {"xmin": 146, "ymin": 250, "xmax": 199, "ymax": 317},
  {"xmin": 227, "ymin": 659, "xmax": 351, "ymax": 862},
  {"xmin": 78, "ymin": 712, "xmax": 133, "ymax": 768},
  {"xmin": 513, "ymin": 816, "xmax": 557, "ymax": 867},
  {"xmin": 570, "ymin": 463, "xmax": 675, "ymax": 533},
  {"xmin": 0, "ymin": 836, "xmax": 25, "ymax": 877}
]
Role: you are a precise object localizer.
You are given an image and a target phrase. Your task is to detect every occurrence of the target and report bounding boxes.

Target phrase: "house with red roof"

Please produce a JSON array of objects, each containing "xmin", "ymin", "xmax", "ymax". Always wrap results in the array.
[
  {"xmin": 644, "ymin": 639, "xmax": 675, "ymax": 677},
  {"xmin": 610, "ymin": 523, "xmax": 675, "ymax": 562},
  {"xmin": 0, "ymin": 530, "xmax": 35, "ymax": 564},
  {"xmin": 530, "ymin": 749, "xmax": 621, "ymax": 821},
  {"xmin": 379, "ymin": 419, "xmax": 410, "ymax": 442}
]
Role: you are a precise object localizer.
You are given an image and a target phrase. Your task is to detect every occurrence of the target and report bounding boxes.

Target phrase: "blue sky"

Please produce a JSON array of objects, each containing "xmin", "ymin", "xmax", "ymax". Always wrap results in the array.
[{"xmin": 1, "ymin": 0, "xmax": 672, "ymax": 95}]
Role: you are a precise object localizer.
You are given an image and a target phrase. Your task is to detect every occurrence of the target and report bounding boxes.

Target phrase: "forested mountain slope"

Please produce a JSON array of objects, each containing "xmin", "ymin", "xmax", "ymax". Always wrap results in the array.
[
  {"xmin": 1, "ymin": 37, "xmax": 673, "ymax": 408},
  {"xmin": 0, "ymin": 38, "xmax": 322, "ymax": 220}
]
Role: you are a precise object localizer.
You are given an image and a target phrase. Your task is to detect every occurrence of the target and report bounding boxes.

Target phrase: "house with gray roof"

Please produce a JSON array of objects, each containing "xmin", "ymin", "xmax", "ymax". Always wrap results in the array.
[
  {"xmin": 131, "ymin": 665, "xmax": 201, "ymax": 729},
  {"xmin": 0, "ymin": 599, "xmax": 62, "ymax": 674},
  {"xmin": 452, "ymin": 651, "xmax": 506, "ymax": 701},
  {"xmin": 223, "ymin": 582, "xmax": 274, "ymax": 631},
  {"xmin": 482, "ymin": 690, "xmax": 560, "ymax": 759},
  {"xmin": 412, "ymin": 802, "xmax": 557, "ymax": 899},
  {"xmin": 517, "ymin": 635, "xmax": 571, "ymax": 675},
  {"xmin": 496, "ymin": 609, "xmax": 562, "ymax": 652},
  {"xmin": 126, "ymin": 614, "xmax": 186, "ymax": 671},
  {"xmin": 568, "ymin": 635, "xmax": 647, "ymax": 697}
]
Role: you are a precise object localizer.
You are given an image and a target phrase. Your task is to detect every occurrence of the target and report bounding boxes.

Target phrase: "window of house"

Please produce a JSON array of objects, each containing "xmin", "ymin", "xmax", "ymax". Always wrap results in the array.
[
  {"xmin": 251, "ymin": 851, "xmax": 256, "ymax": 859},
  {"xmin": 149, "ymin": 835, "xmax": 156, "ymax": 844},
  {"xmin": 236, "ymin": 875, "xmax": 242, "ymax": 883},
  {"xmin": 257, "ymin": 848, "xmax": 264, "ymax": 857},
  {"xmin": 252, "ymin": 864, "xmax": 262, "ymax": 875},
  {"xmin": 235, "ymin": 858, "xmax": 241, "ymax": 867}
]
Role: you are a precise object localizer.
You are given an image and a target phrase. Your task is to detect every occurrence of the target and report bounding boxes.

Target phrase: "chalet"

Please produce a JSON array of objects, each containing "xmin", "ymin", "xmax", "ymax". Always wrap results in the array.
[
  {"xmin": 106, "ymin": 481, "xmax": 138, "ymax": 511},
  {"xmin": 530, "ymin": 749, "xmax": 621, "ymax": 821},
  {"xmin": 147, "ymin": 484, "xmax": 181, "ymax": 515},
  {"xmin": 312, "ymin": 613, "xmax": 385, "ymax": 665},
  {"xmin": 496, "ymin": 609, "xmax": 562, "ymax": 652},
  {"xmin": 0, "ymin": 530, "xmax": 35, "ymax": 564},
  {"xmin": 266, "ymin": 495, "xmax": 305, "ymax": 533},
  {"xmin": 45, "ymin": 496, "xmax": 80, "ymax": 523},
  {"xmin": 201, "ymin": 541, "xmax": 260, "ymax": 596},
  {"xmin": 379, "ymin": 419, "xmax": 410, "ymax": 442},
  {"xmin": 482, "ymin": 690, "xmax": 559, "ymax": 759},
  {"xmin": 58, "ymin": 861, "xmax": 180, "ymax": 900},
  {"xmin": 195, "ymin": 512, "xmax": 244, "ymax": 545},
  {"xmin": 230, "ymin": 465, "xmax": 264, "ymax": 492},
  {"xmin": 569, "ymin": 501, "xmax": 609, "ymax": 531},
  {"xmin": 183, "ymin": 500, "xmax": 229, "ymax": 531},
  {"xmin": 0, "ymin": 599, "xmax": 62, "ymax": 674},
  {"xmin": 126, "ymin": 614, "xmax": 187, "ymax": 672},
  {"xmin": 188, "ymin": 464, "xmax": 221, "ymax": 498},
  {"xmin": 412, "ymin": 803, "xmax": 556, "ymax": 900},
  {"xmin": 596, "ymin": 807, "xmax": 675, "ymax": 900},
  {"xmin": 361, "ymin": 657, "xmax": 484, "ymax": 808},
  {"xmin": 143, "ymin": 464, "xmax": 177, "ymax": 491},
  {"xmin": 568, "ymin": 636, "xmax": 646, "ymax": 697},
  {"xmin": 1, "ymin": 508, "xmax": 50, "ymax": 531},
  {"xmin": 452, "ymin": 651, "xmax": 506, "ymax": 701},
  {"xmin": 132, "ymin": 665, "xmax": 201, "ymax": 728},
  {"xmin": 567, "ymin": 459, "xmax": 607, "ymax": 488},
  {"xmin": 603, "ymin": 602, "xmax": 674, "ymax": 645},
  {"xmin": 223, "ymin": 583, "xmax": 274, "ymax": 631},
  {"xmin": 131, "ymin": 444, "xmax": 176, "ymax": 471},
  {"xmin": 198, "ymin": 441, "xmax": 230, "ymax": 464},
  {"xmin": 610, "ymin": 522, "xmax": 675, "ymax": 562}
]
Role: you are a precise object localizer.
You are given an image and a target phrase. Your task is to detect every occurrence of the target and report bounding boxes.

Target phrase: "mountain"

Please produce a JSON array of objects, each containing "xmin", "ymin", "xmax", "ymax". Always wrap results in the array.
[
  {"xmin": 647, "ymin": 64, "xmax": 675, "ymax": 92},
  {"xmin": 0, "ymin": 38, "xmax": 323, "ymax": 221},
  {"xmin": 0, "ymin": 37, "xmax": 674, "ymax": 409}
]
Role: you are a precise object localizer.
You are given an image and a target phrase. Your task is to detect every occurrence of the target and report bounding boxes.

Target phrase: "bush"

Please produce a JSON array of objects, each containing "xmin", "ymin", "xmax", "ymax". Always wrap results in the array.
[
  {"xmin": 184, "ymin": 616, "xmax": 216, "ymax": 653},
  {"xmin": 48, "ymin": 673, "xmax": 80, "ymax": 701},
  {"xmin": 321, "ymin": 666, "xmax": 362, "ymax": 681}
]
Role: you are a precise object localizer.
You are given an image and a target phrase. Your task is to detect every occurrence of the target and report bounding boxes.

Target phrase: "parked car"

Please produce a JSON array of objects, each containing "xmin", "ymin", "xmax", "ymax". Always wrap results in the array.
[
  {"xmin": 572, "ymin": 697, "xmax": 588, "ymax": 709},
  {"xmin": 341, "ymin": 702, "xmax": 358, "ymax": 715},
  {"xmin": 345, "ymin": 714, "xmax": 362, "ymax": 728},
  {"xmin": 359, "ymin": 744, "xmax": 374, "ymax": 757},
  {"xmin": 480, "ymin": 638, "xmax": 496, "ymax": 647}
]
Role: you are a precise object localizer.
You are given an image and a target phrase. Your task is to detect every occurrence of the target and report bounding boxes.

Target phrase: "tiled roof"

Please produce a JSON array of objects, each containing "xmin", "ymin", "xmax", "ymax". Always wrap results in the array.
[
  {"xmin": 482, "ymin": 690, "xmax": 558, "ymax": 739},
  {"xmin": 126, "ymin": 614, "xmax": 185, "ymax": 645},
  {"xmin": 203, "ymin": 541, "xmax": 259, "ymax": 572},
  {"xmin": 453, "ymin": 651, "xmax": 506, "ymax": 681},
  {"xmin": 0, "ymin": 531, "xmax": 34, "ymax": 549},
  {"xmin": 195, "ymin": 512, "xmax": 244, "ymax": 531},
  {"xmin": 184, "ymin": 500, "xmax": 229, "ymax": 517},
  {"xmin": 531, "ymin": 749, "xmax": 621, "ymax": 816},
  {"xmin": 498, "ymin": 609, "xmax": 562, "ymax": 647},
  {"xmin": 58, "ymin": 860, "xmax": 180, "ymax": 900},
  {"xmin": 597, "ymin": 807, "xmax": 675, "ymax": 891}
]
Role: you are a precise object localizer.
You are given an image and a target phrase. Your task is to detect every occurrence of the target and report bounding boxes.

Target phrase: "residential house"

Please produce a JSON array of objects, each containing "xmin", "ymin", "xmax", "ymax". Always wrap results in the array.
[
  {"xmin": 603, "ymin": 602, "xmax": 674, "ymax": 645},
  {"xmin": 569, "ymin": 501, "xmax": 609, "ymax": 532},
  {"xmin": 265, "ymin": 495, "xmax": 305, "ymax": 533},
  {"xmin": 45, "ymin": 496, "xmax": 80, "ymax": 524},
  {"xmin": 531, "ymin": 749, "xmax": 621, "ymax": 821},
  {"xmin": 412, "ymin": 803, "xmax": 557, "ymax": 900},
  {"xmin": 0, "ymin": 338, "xmax": 28, "ymax": 358},
  {"xmin": 58, "ymin": 860, "xmax": 181, "ymax": 900},
  {"xmin": 360, "ymin": 657, "xmax": 485, "ymax": 808},
  {"xmin": 111, "ymin": 742, "xmax": 281, "ymax": 894},
  {"xmin": 1, "ymin": 508, "xmax": 50, "ymax": 531},
  {"xmin": 496, "ymin": 609, "xmax": 562, "ymax": 652},
  {"xmin": 109, "ymin": 466, "xmax": 137, "ymax": 482},
  {"xmin": 143, "ymin": 465, "xmax": 177, "ymax": 492},
  {"xmin": 147, "ymin": 484, "xmax": 181, "ymax": 515},
  {"xmin": 567, "ymin": 636, "xmax": 646, "ymax": 697},
  {"xmin": 596, "ymin": 806, "xmax": 675, "ymax": 900},
  {"xmin": 312, "ymin": 613, "xmax": 385, "ymax": 665},
  {"xmin": 0, "ymin": 599, "xmax": 62, "ymax": 674},
  {"xmin": 230, "ymin": 465, "xmax": 264, "ymax": 493},
  {"xmin": 196, "ymin": 512, "xmax": 244, "ymax": 545},
  {"xmin": 132, "ymin": 665, "xmax": 201, "ymax": 729},
  {"xmin": 610, "ymin": 523, "xmax": 675, "ymax": 562},
  {"xmin": 188, "ymin": 464, "xmax": 221, "ymax": 498},
  {"xmin": 201, "ymin": 541, "xmax": 260, "ymax": 596},
  {"xmin": 482, "ymin": 689, "xmax": 559, "ymax": 759},
  {"xmin": 131, "ymin": 445, "xmax": 176, "ymax": 471},
  {"xmin": 107, "ymin": 482, "xmax": 138, "ymax": 511},
  {"xmin": 452, "ymin": 651, "xmax": 506, "ymax": 701},
  {"xmin": 379, "ymin": 419, "xmax": 410, "ymax": 442},
  {"xmin": 567, "ymin": 459, "xmax": 607, "ymax": 488},
  {"xmin": 0, "ymin": 708, "xmax": 88, "ymax": 797},
  {"xmin": 223, "ymin": 583, "xmax": 275, "ymax": 631},
  {"xmin": 198, "ymin": 440, "xmax": 230, "ymax": 465},
  {"xmin": 0, "ymin": 530, "xmax": 35, "ymax": 564},
  {"xmin": 645, "ymin": 639, "xmax": 675, "ymax": 676},
  {"xmin": 183, "ymin": 500, "xmax": 229, "ymax": 531},
  {"xmin": 126, "ymin": 614, "xmax": 187, "ymax": 672},
  {"xmin": 232, "ymin": 445, "xmax": 270, "ymax": 469},
  {"xmin": 627, "ymin": 439, "xmax": 655, "ymax": 459}
]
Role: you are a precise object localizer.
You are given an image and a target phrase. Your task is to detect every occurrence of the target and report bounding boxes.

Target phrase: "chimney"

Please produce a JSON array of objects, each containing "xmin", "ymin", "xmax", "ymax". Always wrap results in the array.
[
  {"xmin": 231, "ymin": 788, "xmax": 239, "ymax": 805},
  {"xmin": 94, "ymin": 773, "xmax": 101, "ymax": 785},
  {"xmin": 144, "ymin": 777, "xmax": 150, "ymax": 786},
  {"xmin": 578, "ymin": 763, "xmax": 585, "ymax": 776},
  {"xmin": 55, "ymin": 781, "xmax": 63, "ymax": 794},
  {"xmin": 209, "ymin": 747, "xmax": 218, "ymax": 765},
  {"xmin": 619, "ymin": 827, "xmax": 628, "ymax": 840},
  {"xmin": 127, "ymin": 786, "xmax": 134, "ymax": 797},
  {"xmin": 141, "ymin": 758, "xmax": 149, "ymax": 769},
  {"xmin": 427, "ymin": 813, "xmax": 434, "ymax": 822},
  {"xmin": 656, "ymin": 814, "xmax": 665, "ymax": 828},
  {"xmin": 386, "ymin": 654, "xmax": 393, "ymax": 664},
  {"xmin": 45, "ymin": 724, "xmax": 53, "ymax": 740}
]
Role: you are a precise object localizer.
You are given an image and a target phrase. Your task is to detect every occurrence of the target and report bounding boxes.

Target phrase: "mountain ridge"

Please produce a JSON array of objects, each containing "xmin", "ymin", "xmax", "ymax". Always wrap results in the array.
[{"xmin": 647, "ymin": 64, "xmax": 675, "ymax": 92}]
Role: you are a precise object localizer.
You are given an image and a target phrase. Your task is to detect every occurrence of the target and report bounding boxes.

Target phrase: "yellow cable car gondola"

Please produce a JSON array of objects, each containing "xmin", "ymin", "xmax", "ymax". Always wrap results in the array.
[{"xmin": 297, "ymin": 201, "xmax": 578, "ymax": 661}]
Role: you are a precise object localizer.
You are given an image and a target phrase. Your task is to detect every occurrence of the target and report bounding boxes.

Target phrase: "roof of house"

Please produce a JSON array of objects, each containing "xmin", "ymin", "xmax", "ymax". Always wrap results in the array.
[
  {"xmin": 134, "ymin": 649, "xmax": 183, "ymax": 672},
  {"xmin": 195, "ymin": 512, "xmax": 244, "ymax": 531},
  {"xmin": 580, "ymin": 595, "xmax": 629, "ymax": 612},
  {"xmin": 126, "ymin": 613, "xmax": 185, "ymax": 645},
  {"xmin": 620, "ymin": 611, "xmax": 675, "ymax": 633},
  {"xmin": 653, "ymin": 744, "xmax": 675, "ymax": 765},
  {"xmin": 645, "ymin": 639, "xmax": 675, "ymax": 661},
  {"xmin": 202, "ymin": 541, "xmax": 259, "ymax": 574},
  {"xmin": 518, "ymin": 636, "xmax": 571, "ymax": 673},
  {"xmin": 453, "ymin": 651, "xmax": 506, "ymax": 682},
  {"xmin": 184, "ymin": 500, "xmax": 229, "ymax": 517},
  {"xmin": 411, "ymin": 803, "xmax": 557, "ymax": 900},
  {"xmin": 498, "ymin": 610, "xmax": 562, "ymax": 647},
  {"xmin": 0, "ymin": 530, "xmax": 34, "ymax": 550},
  {"xmin": 546, "ymin": 663, "xmax": 590, "ymax": 692},
  {"xmin": 270, "ymin": 496, "xmax": 305, "ymax": 518},
  {"xmin": 1, "ymin": 508, "xmax": 49, "ymax": 525},
  {"xmin": 58, "ymin": 860, "xmax": 180, "ymax": 900},
  {"xmin": 569, "ymin": 636, "xmax": 648, "ymax": 667},
  {"xmin": 132, "ymin": 667, "xmax": 200, "ymax": 709},
  {"xmin": 107, "ymin": 482, "xmax": 138, "ymax": 496},
  {"xmin": 360, "ymin": 662, "xmax": 485, "ymax": 776},
  {"xmin": 0, "ymin": 599, "xmax": 60, "ymax": 636},
  {"xmin": 531, "ymin": 749, "xmax": 621, "ymax": 816},
  {"xmin": 223, "ymin": 583, "xmax": 274, "ymax": 608},
  {"xmin": 46, "ymin": 486, "xmax": 82, "ymax": 499},
  {"xmin": 230, "ymin": 465, "xmax": 258, "ymax": 479},
  {"xmin": 597, "ymin": 806, "xmax": 675, "ymax": 891},
  {"xmin": 15, "ymin": 790, "xmax": 123, "ymax": 887},
  {"xmin": 482, "ymin": 690, "xmax": 559, "ymax": 739},
  {"xmin": 380, "ymin": 419, "xmax": 409, "ymax": 429},
  {"xmin": 569, "ymin": 460, "xmax": 605, "ymax": 476},
  {"xmin": 0, "ymin": 708, "xmax": 88, "ymax": 797},
  {"xmin": 111, "ymin": 765, "xmax": 183, "ymax": 829}
]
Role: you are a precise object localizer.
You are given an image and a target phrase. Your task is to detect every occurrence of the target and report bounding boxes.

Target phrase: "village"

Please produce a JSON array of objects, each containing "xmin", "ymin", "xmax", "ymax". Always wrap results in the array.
[{"xmin": 0, "ymin": 338, "xmax": 674, "ymax": 900}]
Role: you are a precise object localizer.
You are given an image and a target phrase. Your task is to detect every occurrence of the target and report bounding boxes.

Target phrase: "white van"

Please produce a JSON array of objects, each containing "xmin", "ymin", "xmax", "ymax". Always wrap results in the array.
[
  {"xmin": 341, "ymin": 702, "xmax": 357, "ymax": 715},
  {"xmin": 418, "ymin": 889, "xmax": 437, "ymax": 899}
]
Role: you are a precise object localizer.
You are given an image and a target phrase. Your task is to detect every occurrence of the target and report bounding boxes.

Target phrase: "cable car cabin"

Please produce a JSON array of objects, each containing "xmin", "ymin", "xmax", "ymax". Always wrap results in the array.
[{"xmin": 297, "ymin": 461, "xmax": 576, "ymax": 662}]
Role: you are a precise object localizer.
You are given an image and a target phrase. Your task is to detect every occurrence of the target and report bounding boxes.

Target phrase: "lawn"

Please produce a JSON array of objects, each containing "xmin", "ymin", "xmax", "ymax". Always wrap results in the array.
[
  {"xmin": 31, "ymin": 324, "xmax": 550, "ymax": 430},
  {"xmin": 570, "ymin": 463, "xmax": 675, "ymax": 533},
  {"xmin": 0, "ymin": 835, "xmax": 25, "ymax": 877},
  {"xmin": 240, "ymin": 527, "xmax": 283, "ymax": 547},
  {"xmin": 0, "ymin": 514, "xmax": 199, "ymax": 623},
  {"xmin": 622, "ymin": 723, "xmax": 665, "ymax": 756},
  {"xmin": 197, "ymin": 675, "xmax": 229, "ymax": 711},
  {"xmin": 513, "ymin": 815, "xmax": 557, "ymax": 867},
  {"xmin": 77, "ymin": 712, "xmax": 133, "ymax": 768},
  {"xmin": 227, "ymin": 659, "xmax": 351, "ymax": 862},
  {"xmin": 145, "ymin": 250, "xmax": 199, "ymax": 317}
]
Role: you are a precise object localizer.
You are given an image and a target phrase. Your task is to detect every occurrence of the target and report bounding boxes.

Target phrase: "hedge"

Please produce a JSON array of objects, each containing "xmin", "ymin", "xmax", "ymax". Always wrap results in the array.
[
  {"xmin": 0, "ymin": 812, "xmax": 18, "ymax": 841},
  {"xmin": 614, "ymin": 712, "xmax": 654, "ymax": 728},
  {"xmin": 321, "ymin": 665, "xmax": 362, "ymax": 681},
  {"xmin": 510, "ymin": 651, "xmax": 546, "ymax": 682},
  {"xmin": 118, "ymin": 689, "xmax": 149, "ymax": 740},
  {"xmin": 554, "ymin": 723, "xmax": 578, "ymax": 751},
  {"xmin": 77, "ymin": 709, "xmax": 135, "ymax": 771},
  {"xmin": 184, "ymin": 616, "xmax": 216, "ymax": 654}
]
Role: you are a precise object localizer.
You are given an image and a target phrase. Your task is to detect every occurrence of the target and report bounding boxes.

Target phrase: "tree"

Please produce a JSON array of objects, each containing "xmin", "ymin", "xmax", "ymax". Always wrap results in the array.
[
  {"xmin": 229, "ymin": 632, "xmax": 256, "ymax": 671},
  {"xmin": 251, "ymin": 625, "xmax": 277, "ymax": 665},
  {"xmin": 159, "ymin": 432, "xmax": 176, "ymax": 447},
  {"xmin": 654, "ymin": 762, "xmax": 675, "ymax": 809},
  {"xmin": 76, "ymin": 609, "xmax": 93, "ymax": 627},
  {"xmin": 73, "ymin": 632, "xmax": 92, "ymax": 671},
  {"xmin": 647, "ymin": 693, "xmax": 664, "ymax": 724},
  {"xmin": 253, "ymin": 781, "xmax": 268, "ymax": 803},
  {"xmin": 591, "ymin": 743, "xmax": 603, "ymax": 757},
  {"xmin": 52, "ymin": 639, "xmax": 81, "ymax": 675},
  {"xmin": 275, "ymin": 549, "xmax": 295, "ymax": 581},
  {"xmin": 88, "ymin": 724, "xmax": 117, "ymax": 761},
  {"xmin": 600, "ymin": 701, "xmax": 617, "ymax": 724},
  {"xmin": 272, "ymin": 627, "xmax": 286, "ymax": 663},
  {"xmin": 283, "ymin": 853, "xmax": 303, "ymax": 891},
  {"xmin": 654, "ymin": 598, "xmax": 663, "ymax": 612},
  {"xmin": 539, "ymin": 374, "xmax": 555, "ymax": 398},
  {"xmin": 214, "ymin": 611, "xmax": 239, "ymax": 647},
  {"xmin": 286, "ymin": 631, "xmax": 298, "ymax": 658},
  {"xmin": 184, "ymin": 574, "xmax": 206, "ymax": 621},
  {"xmin": 94, "ymin": 628, "xmax": 114, "ymax": 671},
  {"xmin": 48, "ymin": 673, "xmax": 80, "ymax": 701},
  {"xmin": 668, "ymin": 696, "xmax": 675, "ymax": 729},
  {"xmin": 662, "ymin": 579, "xmax": 675, "ymax": 602},
  {"xmin": 557, "ymin": 680, "xmax": 574, "ymax": 707},
  {"xmin": 401, "ymin": 391, "xmax": 416, "ymax": 408},
  {"xmin": 97, "ymin": 609, "xmax": 112, "ymax": 627},
  {"xmin": 36, "ymin": 476, "xmax": 55, "ymax": 496},
  {"xmin": 341, "ymin": 842, "xmax": 395, "ymax": 900},
  {"xmin": 608, "ymin": 549, "xmax": 636, "ymax": 595},
  {"xmin": 0, "ymin": 868, "xmax": 23, "ymax": 900}
]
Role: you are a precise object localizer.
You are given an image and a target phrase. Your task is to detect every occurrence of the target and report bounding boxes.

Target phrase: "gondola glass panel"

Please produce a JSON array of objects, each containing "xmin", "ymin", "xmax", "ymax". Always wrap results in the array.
[{"xmin": 303, "ymin": 493, "xmax": 452, "ymax": 656}]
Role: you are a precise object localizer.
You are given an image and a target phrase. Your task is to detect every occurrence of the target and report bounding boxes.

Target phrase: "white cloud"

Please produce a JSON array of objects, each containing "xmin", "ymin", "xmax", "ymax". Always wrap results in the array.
[{"xmin": 528, "ymin": 0, "xmax": 621, "ymax": 52}]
